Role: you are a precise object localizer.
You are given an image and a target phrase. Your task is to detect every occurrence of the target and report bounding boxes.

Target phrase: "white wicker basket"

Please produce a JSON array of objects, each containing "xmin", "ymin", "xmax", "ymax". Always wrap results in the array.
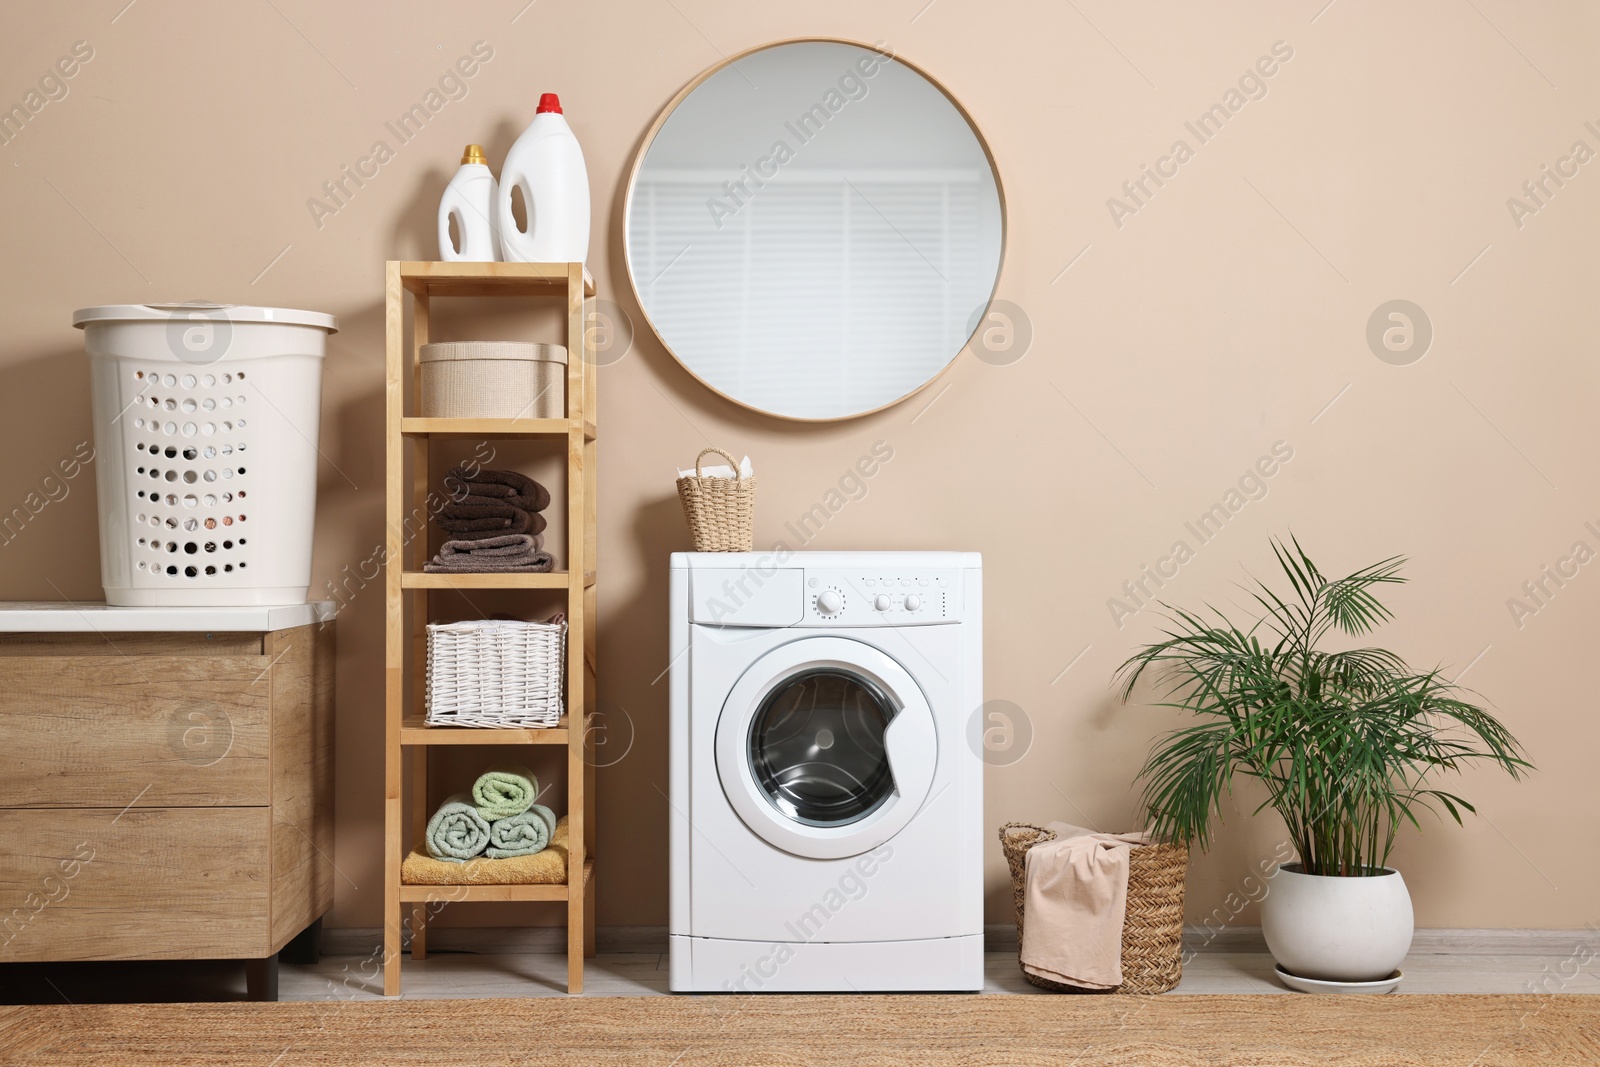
[{"xmin": 425, "ymin": 617, "xmax": 566, "ymax": 728}]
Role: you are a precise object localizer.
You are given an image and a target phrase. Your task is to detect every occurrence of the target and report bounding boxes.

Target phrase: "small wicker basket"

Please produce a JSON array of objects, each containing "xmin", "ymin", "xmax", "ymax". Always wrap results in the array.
[
  {"xmin": 999, "ymin": 821, "xmax": 1188, "ymax": 994},
  {"xmin": 676, "ymin": 447, "xmax": 755, "ymax": 552},
  {"xmin": 425, "ymin": 616, "xmax": 566, "ymax": 728}
]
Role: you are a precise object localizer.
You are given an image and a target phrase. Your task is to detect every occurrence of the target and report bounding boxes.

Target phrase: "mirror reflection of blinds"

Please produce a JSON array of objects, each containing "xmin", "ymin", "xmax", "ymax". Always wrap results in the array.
[{"xmin": 634, "ymin": 171, "xmax": 990, "ymax": 419}]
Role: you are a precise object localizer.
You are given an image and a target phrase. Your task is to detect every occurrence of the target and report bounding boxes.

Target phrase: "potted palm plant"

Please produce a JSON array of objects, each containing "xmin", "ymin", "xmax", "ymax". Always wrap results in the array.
[{"xmin": 1117, "ymin": 539, "xmax": 1530, "ymax": 986}]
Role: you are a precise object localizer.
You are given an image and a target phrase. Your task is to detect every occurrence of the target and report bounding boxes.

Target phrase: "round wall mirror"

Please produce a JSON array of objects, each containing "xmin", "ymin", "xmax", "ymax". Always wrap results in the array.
[{"xmin": 625, "ymin": 40, "xmax": 1005, "ymax": 421}]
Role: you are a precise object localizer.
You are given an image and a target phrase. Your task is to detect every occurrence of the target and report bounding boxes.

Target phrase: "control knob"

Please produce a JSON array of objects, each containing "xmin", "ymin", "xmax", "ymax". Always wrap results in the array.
[
  {"xmin": 816, "ymin": 589, "xmax": 844, "ymax": 615},
  {"xmin": 874, "ymin": 594, "xmax": 892, "ymax": 612},
  {"xmin": 904, "ymin": 594, "xmax": 922, "ymax": 612}
]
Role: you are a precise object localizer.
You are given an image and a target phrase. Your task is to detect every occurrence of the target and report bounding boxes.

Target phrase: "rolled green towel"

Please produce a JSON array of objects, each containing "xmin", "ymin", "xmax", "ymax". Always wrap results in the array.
[
  {"xmin": 425, "ymin": 793, "xmax": 490, "ymax": 862},
  {"xmin": 486, "ymin": 803, "xmax": 557, "ymax": 859},
  {"xmin": 472, "ymin": 761, "xmax": 539, "ymax": 822}
]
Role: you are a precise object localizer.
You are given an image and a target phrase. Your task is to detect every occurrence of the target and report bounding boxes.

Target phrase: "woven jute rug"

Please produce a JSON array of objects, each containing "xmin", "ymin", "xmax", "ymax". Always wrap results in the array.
[{"xmin": 2, "ymin": 994, "xmax": 1597, "ymax": 1066}]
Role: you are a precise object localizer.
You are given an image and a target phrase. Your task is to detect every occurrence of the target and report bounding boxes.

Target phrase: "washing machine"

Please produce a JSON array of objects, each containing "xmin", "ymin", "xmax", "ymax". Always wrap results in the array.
[{"xmin": 668, "ymin": 550, "xmax": 983, "ymax": 992}]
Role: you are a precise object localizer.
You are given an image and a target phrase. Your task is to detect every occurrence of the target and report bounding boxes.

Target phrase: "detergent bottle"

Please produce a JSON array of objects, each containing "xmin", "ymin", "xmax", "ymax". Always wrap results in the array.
[
  {"xmin": 496, "ymin": 93, "xmax": 590, "ymax": 263},
  {"xmin": 437, "ymin": 144, "xmax": 500, "ymax": 261}
]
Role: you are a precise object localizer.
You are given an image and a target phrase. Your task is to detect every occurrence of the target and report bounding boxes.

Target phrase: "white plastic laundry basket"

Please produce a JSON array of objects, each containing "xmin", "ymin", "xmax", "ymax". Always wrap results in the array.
[{"xmin": 73, "ymin": 303, "xmax": 338, "ymax": 607}]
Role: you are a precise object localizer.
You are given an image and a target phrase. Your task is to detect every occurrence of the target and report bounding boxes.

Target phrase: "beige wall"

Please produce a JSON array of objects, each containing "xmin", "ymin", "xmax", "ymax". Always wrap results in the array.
[{"xmin": 2, "ymin": 1, "xmax": 1595, "ymax": 933}]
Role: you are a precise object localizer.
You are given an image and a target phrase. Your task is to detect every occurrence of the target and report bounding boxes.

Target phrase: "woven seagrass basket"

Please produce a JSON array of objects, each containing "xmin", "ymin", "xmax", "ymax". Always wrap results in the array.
[
  {"xmin": 676, "ymin": 446, "xmax": 755, "ymax": 552},
  {"xmin": 999, "ymin": 821, "xmax": 1188, "ymax": 994}
]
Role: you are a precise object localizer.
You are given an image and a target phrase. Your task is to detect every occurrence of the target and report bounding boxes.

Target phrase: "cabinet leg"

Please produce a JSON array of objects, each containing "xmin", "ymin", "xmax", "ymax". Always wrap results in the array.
[
  {"xmin": 280, "ymin": 915, "xmax": 324, "ymax": 965},
  {"xmin": 245, "ymin": 955, "xmax": 279, "ymax": 1002}
]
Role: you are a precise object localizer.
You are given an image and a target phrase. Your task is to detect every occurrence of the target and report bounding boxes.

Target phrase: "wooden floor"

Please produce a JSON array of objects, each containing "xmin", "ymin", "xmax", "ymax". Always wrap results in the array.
[
  {"xmin": 280, "ymin": 948, "xmax": 1600, "ymax": 1000},
  {"xmin": 1, "ymin": 942, "xmax": 1594, "ymax": 1004}
]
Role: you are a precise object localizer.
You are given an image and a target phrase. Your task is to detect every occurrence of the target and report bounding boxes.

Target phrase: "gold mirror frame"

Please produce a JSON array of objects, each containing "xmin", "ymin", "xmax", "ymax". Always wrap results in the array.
[{"xmin": 621, "ymin": 37, "xmax": 1009, "ymax": 423}]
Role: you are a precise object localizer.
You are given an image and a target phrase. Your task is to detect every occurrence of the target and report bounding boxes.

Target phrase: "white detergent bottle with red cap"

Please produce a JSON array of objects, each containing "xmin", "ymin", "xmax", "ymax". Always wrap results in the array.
[
  {"xmin": 496, "ymin": 92, "xmax": 590, "ymax": 263},
  {"xmin": 437, "ymin": 144, "xmax": 500, "ymax": 261}
]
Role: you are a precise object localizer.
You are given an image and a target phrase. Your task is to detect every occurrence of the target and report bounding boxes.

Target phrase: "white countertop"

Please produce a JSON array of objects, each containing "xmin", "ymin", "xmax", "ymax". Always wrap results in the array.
[{"xmin": 0, "ymin": 601, "xmax": 336, "ymax": 633}]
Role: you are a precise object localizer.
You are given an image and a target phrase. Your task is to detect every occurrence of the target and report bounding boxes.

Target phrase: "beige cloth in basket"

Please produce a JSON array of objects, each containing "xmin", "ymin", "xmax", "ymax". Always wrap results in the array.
[{"xmin": 1020, "ymin": 822, "xmax": 1151, "ymax": 990}]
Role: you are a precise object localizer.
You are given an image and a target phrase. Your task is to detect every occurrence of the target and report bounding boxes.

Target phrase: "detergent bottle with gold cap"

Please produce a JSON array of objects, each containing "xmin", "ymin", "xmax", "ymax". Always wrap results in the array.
[{"xmin": 437, "ymin": 144, "xmax": 500, "ymax": 262}]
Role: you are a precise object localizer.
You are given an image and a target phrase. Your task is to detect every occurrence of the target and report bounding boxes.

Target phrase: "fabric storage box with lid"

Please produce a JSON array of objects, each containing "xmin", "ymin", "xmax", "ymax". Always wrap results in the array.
[
  {"xmin": 425, "ymin": 617, "xmax": 567, "ymax": 728},
  {"xmin": 73, "ymin": 303, "xmax": 337, "ymax": 607},
  {"xmin": 420, "ymin": 341, "xmax": 566, "ymax": 419}
]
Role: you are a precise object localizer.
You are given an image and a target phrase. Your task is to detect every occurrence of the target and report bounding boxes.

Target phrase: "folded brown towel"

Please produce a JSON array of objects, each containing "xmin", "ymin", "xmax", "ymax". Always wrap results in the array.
[
  {"xmin": 436, "ymin": 525, "xmax": 545, "ymax": 544},
  {"xmin": 445, "ymin": 472, "xmax": 516, "ymax": 499},
  {"xmin": 435, "ymin": 506, "xmax": 547, "ymax": 537},
  {"xmin": 453, "ymin": 489, "xmax": 543, "ymax": 516},
  {"xmin": 437, "ymin": 500, "xmax": 523, "ymax": 524},
  {"xmin": 424, "ymin": 547, "xmax": 555, "ymax": 573},
  {"xmin": 446, "ymin": 467, "xmax": 551, "ymax": 513}
]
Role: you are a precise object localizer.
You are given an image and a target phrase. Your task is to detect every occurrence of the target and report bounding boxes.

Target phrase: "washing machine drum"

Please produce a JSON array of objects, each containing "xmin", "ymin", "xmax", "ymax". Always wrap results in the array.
[{"xmin": 716, "ymin": 637, "xmax": 938, "ymax": 860}]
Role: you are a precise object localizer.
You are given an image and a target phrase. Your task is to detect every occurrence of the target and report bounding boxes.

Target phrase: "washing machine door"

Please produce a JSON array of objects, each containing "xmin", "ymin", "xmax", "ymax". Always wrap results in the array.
[{"xmin": 715, "ymin": 636, "xmax": 938, "ymax": 860}]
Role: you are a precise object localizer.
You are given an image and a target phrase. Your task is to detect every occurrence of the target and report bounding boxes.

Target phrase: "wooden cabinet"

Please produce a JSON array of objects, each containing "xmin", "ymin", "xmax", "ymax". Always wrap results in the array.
[
  {"xmin": 0, "ymin": 648, "xmax": 273, "ymax": 808},
  {"xmin": 0, "ymin": 611, "xmax": 334, "ymax": 994},
  {"xmin": 0, "ymin": 807, "xmax": 272, "ymax": 960}
]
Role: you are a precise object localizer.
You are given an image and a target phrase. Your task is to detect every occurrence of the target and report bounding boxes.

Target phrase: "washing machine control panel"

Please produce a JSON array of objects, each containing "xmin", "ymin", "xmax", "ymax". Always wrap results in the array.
[{"xmin": 803, "ymin": 570, "xmax": 959, "ymax": 625}]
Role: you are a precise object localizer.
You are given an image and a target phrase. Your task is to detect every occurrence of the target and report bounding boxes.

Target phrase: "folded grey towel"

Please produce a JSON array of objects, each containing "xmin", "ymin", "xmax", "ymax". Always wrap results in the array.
[
  {"xmin": 446, "ymin": 467, "xmax": 551, "ymax": 512},
  {"xmin": 424, "ymin": 548, "xmax": 555, "ymax": 573},
  {"xmin": 436, "ymin": 534, "xmax": 544, "ymax": 558}
]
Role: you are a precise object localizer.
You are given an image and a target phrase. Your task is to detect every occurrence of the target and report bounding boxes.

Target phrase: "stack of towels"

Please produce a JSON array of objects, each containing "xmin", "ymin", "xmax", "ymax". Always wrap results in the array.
[
  {"xmin": 424, "ymin": 467, "xmax": 555, "ymax": 573},
  {"xmin": 424, "ymin": 762, "xmax": 558, "ymax": 861}
]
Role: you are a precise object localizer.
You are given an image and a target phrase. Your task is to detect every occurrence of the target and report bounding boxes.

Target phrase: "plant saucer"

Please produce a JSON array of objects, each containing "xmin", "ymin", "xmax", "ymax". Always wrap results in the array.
[{"xmin": 1274, "ymin": 964, "xmax": 1403, "ymax": 994}]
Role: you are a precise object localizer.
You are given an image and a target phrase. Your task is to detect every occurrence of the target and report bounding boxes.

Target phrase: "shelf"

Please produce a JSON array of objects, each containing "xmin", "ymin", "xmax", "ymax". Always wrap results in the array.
[
  {"xmin": 399, "ymin": 261, "xmax": 595, "ymax": 298},
  {"xmin": 399, "ymin": 860, "xmax": 594, "ymax": 903},
  {"xmin": 402, "ymin": 417, "xmax": 595, "ymax": 441},
  {"xmin": 402, "ymin": 571, "xmax": 573, "ymax": 590},
  {"xmin": 385, "ymin": 257, "xmax": 595, "ymax": 996},
  {"xmin": 401, "ymin": 716, "xmax": 570, "ymax": 745}
]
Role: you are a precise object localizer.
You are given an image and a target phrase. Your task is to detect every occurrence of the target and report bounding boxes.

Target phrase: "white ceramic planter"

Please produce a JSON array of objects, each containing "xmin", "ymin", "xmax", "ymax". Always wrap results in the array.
[{"xmin": 1260, "ymin": 863, "xmax": 1414, "ymax": 982}]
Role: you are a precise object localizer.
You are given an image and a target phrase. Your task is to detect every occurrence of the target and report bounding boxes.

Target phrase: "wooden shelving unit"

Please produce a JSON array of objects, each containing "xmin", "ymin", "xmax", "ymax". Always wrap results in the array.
[{"xmin": 383, "ymin": 261, "xmax": 598, "ymax": 995}]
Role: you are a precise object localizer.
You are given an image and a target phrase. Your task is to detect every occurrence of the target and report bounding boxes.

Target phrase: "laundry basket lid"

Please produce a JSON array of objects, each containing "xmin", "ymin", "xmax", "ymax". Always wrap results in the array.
[
  {"xmin": 420, "ymin": 341, "xmax": 567, "ymax": 365},
  {"xmin": 72, "ymin": 303, "xmax": 338, "ymax": 333}
]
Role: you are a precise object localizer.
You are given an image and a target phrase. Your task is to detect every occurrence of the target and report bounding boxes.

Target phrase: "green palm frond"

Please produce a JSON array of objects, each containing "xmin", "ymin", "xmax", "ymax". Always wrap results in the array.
[
  {"xmin": 1117, "ymin": 537, "xmax": 1531, "ymax": 875},
  {"xmin": 1322, "ymin": 554, "xmax": 1405, "ymax": 636}
]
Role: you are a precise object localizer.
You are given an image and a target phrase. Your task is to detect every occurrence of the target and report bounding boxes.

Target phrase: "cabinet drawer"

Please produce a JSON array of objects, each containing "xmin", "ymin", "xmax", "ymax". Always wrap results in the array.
[
  {"xmin": 0, "ymin": 807, "xmax": 270, "ymax": 962},
  {"xmin": 0, "ymin": 655, "xmax": 271, "ymax": 807}
]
